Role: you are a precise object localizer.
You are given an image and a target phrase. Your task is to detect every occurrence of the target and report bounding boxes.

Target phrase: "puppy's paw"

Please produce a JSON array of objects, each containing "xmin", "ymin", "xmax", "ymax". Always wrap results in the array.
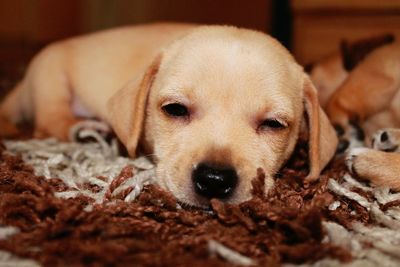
[
  {"xmin": 69, "ymin": 120, "xmax": 112, "ymax": 142},
  {"xmin": 371, "ymin": 129, "xmax": 400, "ymax": 152},
  {"xmin": 345, "ymin": 147, "xmax": 400, "ymax": 190},
  {"xmin": 345, "ymin": 147, "xmax": 371, "ymax": 174}
]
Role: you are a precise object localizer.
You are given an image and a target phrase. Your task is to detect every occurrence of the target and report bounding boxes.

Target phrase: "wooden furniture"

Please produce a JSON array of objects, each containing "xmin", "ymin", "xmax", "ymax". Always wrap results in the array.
[{"xmin": 291, "ymin": 0, "xmax": 400, "ymax": 64}]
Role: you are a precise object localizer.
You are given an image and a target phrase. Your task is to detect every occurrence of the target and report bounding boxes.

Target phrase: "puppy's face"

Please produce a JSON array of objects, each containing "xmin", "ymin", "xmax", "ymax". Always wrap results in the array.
[{"xmin": 144, "ymin": 27, "xmax": 306, "ymax": 206}]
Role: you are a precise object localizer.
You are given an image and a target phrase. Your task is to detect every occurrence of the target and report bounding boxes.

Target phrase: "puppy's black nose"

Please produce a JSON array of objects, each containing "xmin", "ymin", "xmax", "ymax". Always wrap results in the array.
[
  {"xmin": 192, "ymin": 163, "xmax": 238, "ymax": 199},
  {"xmin": 380, "ymin": 131, "xmax": 389, "ymax": 142}
]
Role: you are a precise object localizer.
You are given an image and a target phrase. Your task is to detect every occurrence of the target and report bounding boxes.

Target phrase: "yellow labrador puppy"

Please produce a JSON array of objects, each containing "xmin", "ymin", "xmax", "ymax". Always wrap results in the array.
[
  {"xmin": 0, "ymin": 23, "xmax": 337, "ymax": 207},
  {"xmin": 325, "ymin": 43, "xmax": 400, "ymax": 192}
]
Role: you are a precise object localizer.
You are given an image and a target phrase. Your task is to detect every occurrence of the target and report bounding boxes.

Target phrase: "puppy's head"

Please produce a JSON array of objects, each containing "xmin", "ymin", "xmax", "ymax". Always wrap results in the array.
[{"xmin": 109, "ymin": 26, "xmax": 338, "ymax": 207}]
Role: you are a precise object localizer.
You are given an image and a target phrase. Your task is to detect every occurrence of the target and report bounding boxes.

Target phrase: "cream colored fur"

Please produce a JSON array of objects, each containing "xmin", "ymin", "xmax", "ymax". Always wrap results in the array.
[
  {"xmin": 0, "ymin": 23, "xmax": 337, "ymax": 206},
  {"xmin": 314, "ymin": 43, "xmax": 400, "ymax": 192}
]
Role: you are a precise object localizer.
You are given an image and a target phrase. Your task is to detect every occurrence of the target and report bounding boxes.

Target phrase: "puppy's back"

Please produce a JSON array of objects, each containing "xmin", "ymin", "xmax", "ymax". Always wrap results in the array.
[{"xmin": 0, "ymin": 22, "xmax": 195, "ymax": 133}]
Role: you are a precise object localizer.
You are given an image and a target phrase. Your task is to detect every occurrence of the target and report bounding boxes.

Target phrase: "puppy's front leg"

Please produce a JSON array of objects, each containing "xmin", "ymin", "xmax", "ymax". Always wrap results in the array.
[
  {"xmin": 347, "ymin": 147, "xmax": 400, "ymax": 191},
  {"xmin": 34, "ymin": 106, "xmax": 80, "ymax": 141},
  {"xmin": 33, "ymin": 77, "xmax": 80, "ymax": 141},
  {"xmin": 30, "ymin": 45, "xmax": 80, "ymax": 141}
]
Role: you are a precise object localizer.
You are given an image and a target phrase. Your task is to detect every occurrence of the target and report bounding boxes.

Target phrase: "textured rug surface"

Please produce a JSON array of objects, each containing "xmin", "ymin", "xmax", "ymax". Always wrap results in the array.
[{"xmin": 1, "ymin": 131, "xmax": 400, "ymax": 267}]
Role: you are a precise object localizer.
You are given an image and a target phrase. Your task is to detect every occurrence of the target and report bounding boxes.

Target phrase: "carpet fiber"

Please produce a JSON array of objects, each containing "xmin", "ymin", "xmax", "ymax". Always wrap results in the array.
[{"xmin": 1, "ymin": 131, "xmax": 400, "ymax": 267}]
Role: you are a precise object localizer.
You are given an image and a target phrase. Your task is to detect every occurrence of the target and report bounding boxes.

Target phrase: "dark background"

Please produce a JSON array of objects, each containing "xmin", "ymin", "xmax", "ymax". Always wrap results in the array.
[
  {"xmin": 0, "ymin": 0, "xmax": 283, "ymax": 43},
  {"xmin": 0, "ymin": 0, "xmax": 400, "ymax": 94}
]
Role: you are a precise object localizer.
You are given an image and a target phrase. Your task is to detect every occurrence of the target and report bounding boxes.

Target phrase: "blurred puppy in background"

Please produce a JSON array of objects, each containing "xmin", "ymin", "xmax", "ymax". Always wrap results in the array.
[{"xmin": 309, "ymin": 34, "xmax": 400, "ymax": 191}]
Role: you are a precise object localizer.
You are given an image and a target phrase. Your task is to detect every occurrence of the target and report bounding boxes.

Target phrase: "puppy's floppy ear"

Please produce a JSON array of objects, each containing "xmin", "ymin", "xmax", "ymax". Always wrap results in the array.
[
  {"xmin": 303, "ymin": 75, "xmax": 338, "ymax": 182},
  {"xmin": 107, "ymin": 55, "xmax": 162, "ymax": 157}
]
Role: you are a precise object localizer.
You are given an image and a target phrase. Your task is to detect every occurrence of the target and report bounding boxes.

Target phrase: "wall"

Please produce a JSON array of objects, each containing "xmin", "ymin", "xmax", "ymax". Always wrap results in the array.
[{"xmin": 0, "ymin": 0, "xmax": 272, "ymax": 43}]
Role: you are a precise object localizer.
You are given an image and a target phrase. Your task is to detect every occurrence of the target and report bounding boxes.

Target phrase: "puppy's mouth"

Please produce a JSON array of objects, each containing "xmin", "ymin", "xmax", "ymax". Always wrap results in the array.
[
  {"xmin": 157, "ymin": 162, "xmax": 268, "ymax": 207},
  {"xmin": 381, "ymin": 145, "xmax": 399, "ymax": 152}
]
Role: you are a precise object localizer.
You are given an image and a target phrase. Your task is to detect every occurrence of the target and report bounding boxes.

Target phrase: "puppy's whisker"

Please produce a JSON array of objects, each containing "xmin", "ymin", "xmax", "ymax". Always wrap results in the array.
[{"xmin": 140, "ymin": 153, "xmax": 157, "ymax": 158}]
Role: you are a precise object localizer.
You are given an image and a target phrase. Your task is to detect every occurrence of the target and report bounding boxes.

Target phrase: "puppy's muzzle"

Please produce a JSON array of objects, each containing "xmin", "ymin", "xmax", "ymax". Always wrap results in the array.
[{"xmin": 192, "ymin": 163, "xmax": 238, "ymax": 199}]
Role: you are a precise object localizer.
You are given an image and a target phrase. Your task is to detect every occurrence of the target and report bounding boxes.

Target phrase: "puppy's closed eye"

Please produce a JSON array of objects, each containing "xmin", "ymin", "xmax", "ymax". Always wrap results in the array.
[
  {"xmin": 162, "ymin": 103, "xmax": 189, "ymax": 118},
  {"xmin": 258, "ymin": 118, "xmax": 287, "ymax": 131}
]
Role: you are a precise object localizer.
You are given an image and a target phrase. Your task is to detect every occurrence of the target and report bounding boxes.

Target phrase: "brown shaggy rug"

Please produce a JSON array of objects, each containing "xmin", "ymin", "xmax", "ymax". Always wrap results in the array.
[
  {"xmin": 0, "ymin": 137, "xmax": 346, "ymax": 267},
  {"xmin": 1, "ymin": 133, "xmax": 400, "ymax": 267}
]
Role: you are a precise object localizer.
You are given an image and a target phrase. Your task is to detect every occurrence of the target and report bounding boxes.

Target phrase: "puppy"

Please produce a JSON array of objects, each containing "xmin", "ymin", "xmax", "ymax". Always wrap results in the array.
[
  {"xmin": 307, "ymin": 35, "xmax": 395, "ymax": 153},
  {"xmin": 308, "ymin": 34, "xmax": 394, "ymax": 109},
  {"xmin": 307, "ymin": 53, "xmax": 348, "ymax": 109},
  {"xmin": 324, "ymin": 42, "xmax": 400, "ymax": 191},
  {"xmin": 326, "ymin": 43, "xmax": 400, "ymax": 139},
  {"xmin": 347, "ymin": 128, "xmax": 400, "ymax": 191},
  {"xmin": 0, "ymin": 23, "xmax": 338, "ymax": 206}
]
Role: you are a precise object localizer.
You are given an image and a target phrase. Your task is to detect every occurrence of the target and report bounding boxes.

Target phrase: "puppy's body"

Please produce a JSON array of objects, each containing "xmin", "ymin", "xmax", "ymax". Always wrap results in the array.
[
  {"xmin": 321, "ymin": 42, "xmax": 400, "ymax": 191},
  {"xmin": 0, "ymin": 23, "xmax": 337, "ymax": 206},
  {"xmin": 308, "ymin": 34, "xmax": 395, "ymax": 110},
  {"xmin": 308, "ymin": 53, "xmax": 348, "ymax": 109},
  {"xmin": 327, "ymin": 43, "xmax": 400, "ymax": 136},
  {"xmin": 0, "ymin": 23, "xmax": 195, "ymax": 139}
]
